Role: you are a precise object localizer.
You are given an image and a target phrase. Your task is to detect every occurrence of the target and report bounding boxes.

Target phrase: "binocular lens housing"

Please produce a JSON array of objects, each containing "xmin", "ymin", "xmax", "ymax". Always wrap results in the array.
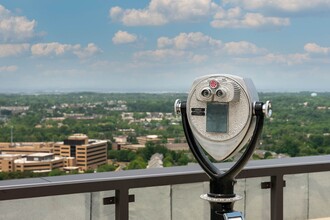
[
  {"xmin": 186, "ymin": 74, "xmax": 259, "ymax": 161},
  {"xmin": 201, "ymin": 88, "xmax": 212, "ymax": 97},
  {"xmin": 216, "ymin": 89, "xmax": 224, "ymax": 97}
]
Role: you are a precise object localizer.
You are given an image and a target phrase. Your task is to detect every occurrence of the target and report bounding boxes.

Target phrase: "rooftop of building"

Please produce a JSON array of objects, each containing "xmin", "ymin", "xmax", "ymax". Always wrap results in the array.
[
  {"xmin": 0, "ymin": 153, "xmax": 23, "ymax": 158},
  {"xmin": 0, "ymin": 142, "xmax": 54, "ymax": 148},
  {"xmin": 68, "ymin": 133, "xmax": 88, "ymax": 140},
  {"xmin": 27, "ymin": 153, "xmax": 54, "ymax": 157},
  {"xmin": 15, "ymin": 155, "xmax": 63, "ymax": 164}
]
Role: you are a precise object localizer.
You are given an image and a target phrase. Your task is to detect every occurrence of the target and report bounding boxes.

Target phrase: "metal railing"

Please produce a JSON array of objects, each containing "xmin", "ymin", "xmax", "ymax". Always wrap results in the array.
[{"xmin": 1, "ymin": 155, "xmax": 330, "ymax": 220}]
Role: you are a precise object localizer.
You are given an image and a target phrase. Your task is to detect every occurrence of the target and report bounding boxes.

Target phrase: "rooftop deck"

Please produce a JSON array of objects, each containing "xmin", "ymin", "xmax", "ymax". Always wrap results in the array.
[{"xmin": 0, "ymin": 155, "xmax": 330, "ymax": 220}]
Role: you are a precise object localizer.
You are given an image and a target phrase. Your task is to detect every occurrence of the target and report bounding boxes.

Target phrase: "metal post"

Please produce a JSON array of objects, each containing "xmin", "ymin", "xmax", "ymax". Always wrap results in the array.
[
  {"xmin": 115, "ymin": 188, "xmax": 129, "ymax": 220},
  {"xmin": 11, "ymin": 126, "xmax": 13, "ymax": 145},
  {"xmin": 271, "ymin": 175, "xmax": 284, "ymax": 220}
]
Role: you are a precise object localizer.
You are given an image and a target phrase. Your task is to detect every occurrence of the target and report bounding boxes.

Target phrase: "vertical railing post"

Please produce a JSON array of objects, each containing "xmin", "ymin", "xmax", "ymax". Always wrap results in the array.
[
  {"xmin": 115, "ymin": 188, "xmax": 129, "ymax": 220},
  {"xmin": 270, "ymin": 175, "xmax": 284, "ymax": 220}
]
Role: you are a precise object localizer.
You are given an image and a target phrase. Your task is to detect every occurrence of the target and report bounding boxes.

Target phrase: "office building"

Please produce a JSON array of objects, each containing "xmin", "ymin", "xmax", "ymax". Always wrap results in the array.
[
  {"xmin": 0, "ymin": 134, "xmax": 107, "ymax": 172},
  {"xmin": 54, "ymin": 134, "xmax": 107, "ymax": 171},
  {"xmin": 0, "ymin": 154, "xmax": 22, "ymax": 172},
  {"xmin": 0, "ymin": 142, "xmax": 53, "ymax": 155},
  {"xmin": 14, "ymin": 153, "xmax": 64, "ymax": 172}
]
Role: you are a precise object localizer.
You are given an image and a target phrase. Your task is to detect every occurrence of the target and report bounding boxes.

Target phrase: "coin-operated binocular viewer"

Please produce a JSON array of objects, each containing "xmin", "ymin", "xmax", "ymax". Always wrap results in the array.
[{"xmin": 174, "ymin": 74, "xmax": 271, "ymax": 220}]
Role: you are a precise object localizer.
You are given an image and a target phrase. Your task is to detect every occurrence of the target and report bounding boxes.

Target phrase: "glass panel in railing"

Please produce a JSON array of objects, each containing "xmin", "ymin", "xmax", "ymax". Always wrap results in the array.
[
  {"xmin": 171, "ymin": 182, "xmax": 209, "ymax": 220},
  {"xmin": 91, "ymin": 190, "xmax": 115, "ymax": 220},
  {"xmin": 283, "ymin": 173, "xmax": 308, "ymax": 220},
  {"xmin": 171, "ymin": 179, "xmax": 246, "ymax": 220},
  {"xmin": 308, "ymin": 171, "xmax": 330, "ymax": 219},
  {"xmin": 234, "ymin": 178, "xmax": 246, "ymax": 214},
  {"xmin": 245, "ymin": 177, "xmax": 271, "ymax": 219},
  {"xmin": 129, "ymin": 185, "xmax": 171, "ymax": 220},
  {"xmin": 0, "ymin": 193, "xmax": 91, "ymax": 220}
]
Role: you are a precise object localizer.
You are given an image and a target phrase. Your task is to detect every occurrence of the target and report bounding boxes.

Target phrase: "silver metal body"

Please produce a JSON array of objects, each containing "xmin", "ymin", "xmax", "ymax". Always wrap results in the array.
[{"xmin": 186, "ymin": 74, "xmax": 259, "ymax": 161}]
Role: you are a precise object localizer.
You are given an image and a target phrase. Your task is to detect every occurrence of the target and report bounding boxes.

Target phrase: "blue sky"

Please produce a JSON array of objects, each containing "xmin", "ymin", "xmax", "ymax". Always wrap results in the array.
[{"xmin": 0, "ymin": 0, "xmax": 330, "ymax": 93}]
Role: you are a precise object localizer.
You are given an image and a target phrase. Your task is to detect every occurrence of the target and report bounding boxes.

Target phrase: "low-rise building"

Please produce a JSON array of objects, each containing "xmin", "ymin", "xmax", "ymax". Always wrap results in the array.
[
  {"xmin": 14, "ymin": 153, "xmax": 64, "ymax": 172},
  {"xmin": 0, "ymin": 142, "xmax": 54, "ymax": 155},
  {"xmin": 165, "ymin": 143, "xmax": 189, "ymax": 151},
  {"xmin": 0, "ymin": 134, "xmax": 107, "ymax": 172},
  {"xmin": 147, "ymin": 153, "xmax": 163, "ymax": 168},
  {"xmin": 0, "ymin": 154, "xmax": 22, "ymax": 172},
  {"xmin": 137, "ymin": 135, "xmax": 161, "ymax": 145}
]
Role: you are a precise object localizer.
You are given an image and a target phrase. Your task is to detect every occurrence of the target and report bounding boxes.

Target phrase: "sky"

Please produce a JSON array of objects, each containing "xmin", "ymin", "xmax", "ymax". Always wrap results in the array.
[{"xmin": 0, "ymin": 0, "xmax": 330, "ymax": 93}]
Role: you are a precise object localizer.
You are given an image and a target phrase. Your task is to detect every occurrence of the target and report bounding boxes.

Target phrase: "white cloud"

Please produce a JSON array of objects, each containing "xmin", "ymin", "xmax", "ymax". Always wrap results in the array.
[
  {"xmin": 0, "ymin": 4, "xmax": 37, "ymax": 42},
  {"xmin": 148, "ymin": 0, "xmax": 218, "ymax": 20},
  {"xmin": 135, "ymin": 32, "xmax": 267, "ymax": 64},
  {"xmin": 223, "ymin": 0, "xmax": 330, "ymax": 12},
  {"xmin": 264, "ymin": 53, "xmax": 309, "ymax": 65},
  {"xmin": 110, "ymin": 0, "xmax": 296, "ymax": 29},
  {"xmin": 237, "ymin": 43, "xmax": 330, "ymax": 65},
  {"xmin": 134, "ymin": 48, "xmax": 209, "ymax": 64},
  {"xmin": 157, "ymin": 32, "xmax": 222, "ymax": 50},
  {"xmin": 109, "ymin": 6, "xmax": 123, "ymax": 21},
  {"xmin": 109, "ymin": 0, "xmax": 218, "ymax": 26},
  {"xmin": 118, "ymin": 8, "xmax": 167, "ymax": 26},
  {"xmin": 237, "ymin": 52, "xmax": 309, "ymax": 65},
  {"xmin": 31, "ymin": 42, "xmax": 101, "ymax": 59},
  {"xmin": 112, "ymin": 31, "xmax": 137, "ymax": 44},
  {"xmin": 243, "ymin": 13, "xmax": 290, "ymax": 27},
  {"xmin": 0, "ymin": 43, "xmax": 30, "ymax": 57},
  {"xmin": 146, "ymin": 35, "xmax": 314, "ymax": 66},
  {"xmin": 134, "ymin": 49, "xmax": 187, "ymax": 61},
  {"xmin": 31, "ymin": 42, "xmax": 79, "ymax": 56},
  {"xmin": 0, "ymin": 4, "xmax": 10, "ymax": 17},
  {"xmin": 223, "ymin": 41, "xmax": 266, "ymax": 55},
  {"xmin": 213, "ymin": 7, "xmax": 242, "ymax": 20},
  {"xmin": 304, "ymin": 43, "xmax": 330, "ymax": 55},
  {"xmin": 0, "ymin": 65, "xmax": 18, "ymax": 72},
  {"xmin": 211, "ymin": 7, "xmax": 290, "ymax": 28},
  {"xmin": 73, "ymin": 43, "xmax": 102, "ymax": 59},
  {"xmin": 110, "ymin": 6, "xmax": 166, "ymax": 26},
  {"xmin": 157, "ymin": 37, "xmax": 173, "ymax": 48},
  {"xmin": 191, "ymin": 54, "xmax": 208, "ymax": 63},
  {"xmin": 156, "ymin": 32, "xmax": 265, "ymax": 55}
]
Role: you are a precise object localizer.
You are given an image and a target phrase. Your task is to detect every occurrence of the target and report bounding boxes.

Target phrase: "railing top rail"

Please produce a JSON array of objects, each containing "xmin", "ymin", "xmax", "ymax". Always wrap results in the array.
[{"xmin": 0, "ymin": 155, "xmax": 330, "ymax": 201}]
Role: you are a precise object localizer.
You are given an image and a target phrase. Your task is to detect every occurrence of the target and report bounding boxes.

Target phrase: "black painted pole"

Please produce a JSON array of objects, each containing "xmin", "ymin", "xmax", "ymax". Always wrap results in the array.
[{"xmin": 180, "ymin": 101, "xmax": 265, "ymax": 220}]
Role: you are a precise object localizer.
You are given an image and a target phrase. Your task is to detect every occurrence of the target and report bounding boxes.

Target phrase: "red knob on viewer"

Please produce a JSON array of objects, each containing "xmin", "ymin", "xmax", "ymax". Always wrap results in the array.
[{"xmin": 209, "ymin": 79, "xmax": 219, "ymax": 89}]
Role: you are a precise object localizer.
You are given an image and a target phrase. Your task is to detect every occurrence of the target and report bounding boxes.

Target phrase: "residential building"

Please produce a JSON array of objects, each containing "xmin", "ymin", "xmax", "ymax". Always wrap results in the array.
[{"xmin": 147, "ymin": 153, "xmax": 163, "ymax": 168}]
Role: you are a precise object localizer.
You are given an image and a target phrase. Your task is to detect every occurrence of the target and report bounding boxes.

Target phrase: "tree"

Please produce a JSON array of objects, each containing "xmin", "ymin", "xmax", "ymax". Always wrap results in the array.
[
  {"xmin": 48, "ymin": 169, "xmax": 65, "ymax": 176},
  {"xmin": 127, "ymin": 156, "xmax": 147, "ymax": 170},
  {"xmin": 277, "ymin": 135, "xmax": 301, "ymax": 157},
  {"xmin": 97, "ymin": 164, "xmax": 117, "ymax": 172},
  {"xmin": 178, "ymin": 153, "xmax": 190, "ymax": 165},
  {"xmin": 163, "ymin": 154, "xmax": 174, "ymax": 167},
  {"xmin": 264, "ymin": 151, "xmax": 273, "ymax": 159}
]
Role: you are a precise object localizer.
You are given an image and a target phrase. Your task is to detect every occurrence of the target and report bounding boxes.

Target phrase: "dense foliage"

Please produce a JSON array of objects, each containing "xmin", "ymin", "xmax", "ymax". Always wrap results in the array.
[
  {"xmin": 0, "ymin": 92, "xmax": 329, "ymax": 159},
  {"xmin": 0, "ymin": 169, "xmax": 79, "ymax": 180},
  {"xmin": 0, "ymin": 93, "xmax": 186, "ymax": 142},
  {"xmin": 108, "ymin": 141, "xmax": 192, "ymax": 169},
  {"xmin": 259, "ymin": 92, "xmax": 330, "ymax": 156}
]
